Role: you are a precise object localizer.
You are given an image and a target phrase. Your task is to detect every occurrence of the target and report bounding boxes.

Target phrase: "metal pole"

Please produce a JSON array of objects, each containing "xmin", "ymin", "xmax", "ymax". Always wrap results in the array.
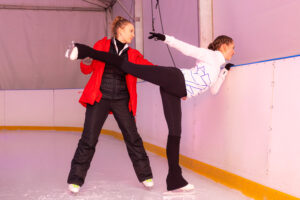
[
  {"xmin": 198, "ymin": 0, "xmax": 213, "ymax": 48},
  {"xmin": 0, "ymin": 4, "xmax": 105, "ymax": 12},
  {"xmin": 134, "ymin": 0, "xmax": 143, "ymax": 54}
]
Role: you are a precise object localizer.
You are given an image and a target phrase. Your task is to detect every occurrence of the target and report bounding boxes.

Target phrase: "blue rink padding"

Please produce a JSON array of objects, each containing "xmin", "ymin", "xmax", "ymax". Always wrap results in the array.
[{"xmin": 232, "ymin": 54, "xmax": 300, "ymax": 67}]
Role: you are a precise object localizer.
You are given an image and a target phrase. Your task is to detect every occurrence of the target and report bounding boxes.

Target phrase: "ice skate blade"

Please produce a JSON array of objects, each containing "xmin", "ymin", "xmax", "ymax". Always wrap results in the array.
[
  {"xmin": 164, "ymin": 183, "xmax": 194, "ymax": 195},
  {"xmin": 163, "ymin": 190, "xmax": 196, "ymax": 199},
  {"xmin": 68, "ymin": 184, "xmax": 80, "ymax": 194},
  {"xmin": 65, "ymin": 49, "xmax": 70, "ymax": 58},
  {"xmin": 69, "ymin": 47, "xmax": 78, "ymax": 60},
  {"xmin": 69, "ymin": 190, "xmax": 79, "ymax": 195},
  {"xmin": 142, "ymin": 178, "xmax": 154, "ymax": 189}
]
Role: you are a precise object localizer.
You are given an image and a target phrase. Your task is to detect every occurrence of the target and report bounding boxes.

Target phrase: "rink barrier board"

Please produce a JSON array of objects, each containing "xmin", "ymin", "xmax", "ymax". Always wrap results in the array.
[{"xmin": 0, "ymin": 126, "xmax": 299, "ymax": 200}]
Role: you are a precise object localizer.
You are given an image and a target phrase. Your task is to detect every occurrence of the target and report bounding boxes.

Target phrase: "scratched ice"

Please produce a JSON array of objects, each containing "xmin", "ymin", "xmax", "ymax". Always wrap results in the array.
[{"xmin": 0, "ymin": 130, "xmax": 252, "ymax": 200}]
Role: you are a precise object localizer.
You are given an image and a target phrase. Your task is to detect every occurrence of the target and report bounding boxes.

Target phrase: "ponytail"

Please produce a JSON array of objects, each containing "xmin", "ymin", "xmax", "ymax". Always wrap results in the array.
[
  {"xmin": 208, "ymin": 35, "xmax": 233, "ymax": 51},
  {"xmin": 208, "ymin": 43, "xmax": 216, "ymax": 50}
]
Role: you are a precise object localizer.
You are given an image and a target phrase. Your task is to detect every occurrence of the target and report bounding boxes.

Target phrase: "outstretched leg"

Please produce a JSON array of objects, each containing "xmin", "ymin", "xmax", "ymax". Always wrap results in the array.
[
  {"xmin": 67, "ymin": 43, "xmax": 124, "ymax": 66},
  {"xmin": 67, "ymin": 43, "xmax": 187, "ymax": 98}
]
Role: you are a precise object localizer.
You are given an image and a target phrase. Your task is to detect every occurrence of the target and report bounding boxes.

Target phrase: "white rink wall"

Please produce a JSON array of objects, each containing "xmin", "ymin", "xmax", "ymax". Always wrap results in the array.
[
  {"xmin": 1, "ymin": 56, "xmax": 300, "ymax": 198},
  {"xmin": 0, "ymin": 89, "xmax": 83, "ymax": 127},
  {"xmin": 0, "ymin": 88, "xmax": 122, "ymax": 130},
  {"xmin": 135, "ymin": 56, "xmax": 300, "ymax": 198}
]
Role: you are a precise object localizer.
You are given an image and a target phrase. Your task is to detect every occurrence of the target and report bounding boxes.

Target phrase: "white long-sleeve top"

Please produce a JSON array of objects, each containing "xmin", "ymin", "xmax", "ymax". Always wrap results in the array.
[{"xmin": 164, "ymin": 35, "xmax": 228, "ymax": 98}]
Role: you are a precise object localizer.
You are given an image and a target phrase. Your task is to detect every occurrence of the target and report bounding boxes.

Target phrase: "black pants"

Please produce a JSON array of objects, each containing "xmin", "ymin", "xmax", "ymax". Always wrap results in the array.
[
  {"xmin": 67, "ymin": 98, "xmax": 153, "ymax": 186},
  {"xmin": 160, "ymin": 88, "xmax": 188, "ymax": 190},
  {"xmin": 75, "ymin": 43, "xmax": 189, "ymax": 190}
]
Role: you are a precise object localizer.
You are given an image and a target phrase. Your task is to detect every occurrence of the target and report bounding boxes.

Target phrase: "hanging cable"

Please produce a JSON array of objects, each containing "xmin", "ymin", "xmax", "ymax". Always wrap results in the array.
[
  {"xmin": 151, "ymin": 0, "xmax": 155, "ymax": 32},
  {"xmin": 154, "ymin": 0, "xmax": 177, "ymax": 67}
]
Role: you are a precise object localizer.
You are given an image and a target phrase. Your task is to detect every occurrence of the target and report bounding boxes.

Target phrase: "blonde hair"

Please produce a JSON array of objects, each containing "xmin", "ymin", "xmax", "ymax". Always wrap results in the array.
[{"xmin": 111, "ymin": 16, "xmax": 131, "ymax": 38}]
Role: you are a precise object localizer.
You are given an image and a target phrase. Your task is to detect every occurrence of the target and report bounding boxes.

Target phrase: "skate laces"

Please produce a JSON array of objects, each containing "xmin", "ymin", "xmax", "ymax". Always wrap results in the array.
[{"xmin": 70, "ymin": 184, "xmax": 80, "ymax": 188}]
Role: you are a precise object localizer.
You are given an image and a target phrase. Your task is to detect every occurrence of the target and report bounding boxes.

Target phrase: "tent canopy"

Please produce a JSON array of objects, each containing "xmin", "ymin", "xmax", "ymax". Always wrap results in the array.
[
  {"xmin": 0, "ymin": 0, "xmax": 117, "ymax": 9},
  {"xmin": 0, "ymin": 0, "xmax": 117, "ymax": 89}
]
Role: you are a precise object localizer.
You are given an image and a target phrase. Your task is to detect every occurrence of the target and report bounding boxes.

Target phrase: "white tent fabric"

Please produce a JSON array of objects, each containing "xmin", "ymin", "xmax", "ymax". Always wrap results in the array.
[
  {"xmin": 0, "ymin": 0, "xmax": 116, "ymax": 89},
  {"xmin": 0, "ymin": 0, "xmax": 116, "ymax": 8}
]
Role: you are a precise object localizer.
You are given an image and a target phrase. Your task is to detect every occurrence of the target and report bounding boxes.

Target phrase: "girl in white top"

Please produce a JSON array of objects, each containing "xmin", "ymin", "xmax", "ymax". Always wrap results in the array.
[
  {"xmin": 65, "ymin": 33, "xmax": 235, "ymax": 192},
  {"xmin": 162, "ymin": 33, "xmax": 234, "ymax": 98}
]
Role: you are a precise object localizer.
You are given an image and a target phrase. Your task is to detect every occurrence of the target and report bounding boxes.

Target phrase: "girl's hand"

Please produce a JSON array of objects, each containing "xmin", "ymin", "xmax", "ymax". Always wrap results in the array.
[
  {"xmin": 148, "ymin": 32, "xmax": 166, "ymax": 41},
  {"xmin": 225, "ymin": 63, "xmax": 234, "ymax": 71}
]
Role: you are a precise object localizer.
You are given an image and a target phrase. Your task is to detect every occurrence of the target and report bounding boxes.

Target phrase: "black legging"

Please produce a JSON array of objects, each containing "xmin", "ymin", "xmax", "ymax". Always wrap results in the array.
[
  {"xmin": 74, "ymin": 43, "xmax": 189, "ymax": 190},
  {"xmin": 75, "ymin": 43, "xmax": 187, "ymax": 99}
]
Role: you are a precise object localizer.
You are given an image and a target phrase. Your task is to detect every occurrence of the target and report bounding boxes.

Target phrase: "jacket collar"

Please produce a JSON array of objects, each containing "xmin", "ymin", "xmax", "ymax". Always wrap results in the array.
[{"xmin": 113, "ymin": 37, "xmax": 129, "ymax": 55}]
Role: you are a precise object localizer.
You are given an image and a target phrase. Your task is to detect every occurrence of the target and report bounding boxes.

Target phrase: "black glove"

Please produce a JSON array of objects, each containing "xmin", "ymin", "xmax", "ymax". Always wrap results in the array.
[
  {"xmin": 148, "ymin": 32, "xmax": 166, "ymax": 41},
  {"xmin": 225, "ymin": 63, "xmax": 234, "ymax": 71}
]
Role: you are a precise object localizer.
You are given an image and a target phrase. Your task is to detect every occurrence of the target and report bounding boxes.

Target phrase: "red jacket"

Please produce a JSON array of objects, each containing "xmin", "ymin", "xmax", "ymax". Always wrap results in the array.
[{"xmin": 79, "ymin": 37, "xmax": 153, "ymax": 116}]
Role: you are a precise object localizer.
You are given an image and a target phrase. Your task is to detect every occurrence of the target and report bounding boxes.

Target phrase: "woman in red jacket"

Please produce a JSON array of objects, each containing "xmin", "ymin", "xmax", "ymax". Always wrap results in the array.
[{"xmin": 67, "ymin": 16, "xmax": 153, "ymax": 193}]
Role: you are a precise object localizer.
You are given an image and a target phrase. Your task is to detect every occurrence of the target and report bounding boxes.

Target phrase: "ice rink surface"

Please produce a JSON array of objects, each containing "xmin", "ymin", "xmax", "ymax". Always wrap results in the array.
[{"xmin": 0, "ymin": 130, "xmax": 253, "ymax": 200}]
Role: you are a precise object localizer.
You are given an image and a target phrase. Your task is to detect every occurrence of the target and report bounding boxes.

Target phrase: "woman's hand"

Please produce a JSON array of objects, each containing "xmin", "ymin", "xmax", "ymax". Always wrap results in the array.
[
  {"xmin": 181, "ymin": 96, "xmax": 187, "ymax": 100},
  {"xmin": 82, "ymin": 57, "xmax": 93, "ymax": 65},
  {"xmin": 148, "ymin": 32, "xmax": 166, "ymax": 41}
]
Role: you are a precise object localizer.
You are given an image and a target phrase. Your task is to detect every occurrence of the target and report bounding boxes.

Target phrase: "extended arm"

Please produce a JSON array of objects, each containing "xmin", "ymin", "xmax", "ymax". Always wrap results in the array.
[
  {"xmin": 210, "ymin": 68, "xmax": 228, "ymax": 95},
  {"xmin": 164, "ymin": 35, "xmax": 213, "ymax": 61},
  {"xmin": 210, "ymin": 63, "xmax": 234, "ymax": 95},
  {"xmin": 148, "ymin": 32, "xmax": 213, "ymax": 61}
]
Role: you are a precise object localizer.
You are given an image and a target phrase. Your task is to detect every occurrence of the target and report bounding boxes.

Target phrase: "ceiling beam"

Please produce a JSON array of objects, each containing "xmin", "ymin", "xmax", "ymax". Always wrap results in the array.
[{"xmin": 0, "ymin": 4, "xmax": 105, "ymax": 12}]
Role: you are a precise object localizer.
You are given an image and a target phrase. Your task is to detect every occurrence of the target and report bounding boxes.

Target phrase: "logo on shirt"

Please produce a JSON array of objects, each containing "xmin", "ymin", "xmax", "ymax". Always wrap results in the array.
[{"xmin": 185, "ymin": 65, "xmax": 211, "ymax": 96}]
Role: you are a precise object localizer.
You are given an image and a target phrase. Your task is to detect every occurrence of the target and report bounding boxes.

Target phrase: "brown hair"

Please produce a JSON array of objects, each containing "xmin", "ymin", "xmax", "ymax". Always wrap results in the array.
[
  {"xmin": 208, "ymin": 35, "xmax": 233, "ymax": 51},
  {"xmin": 111, "ymin": 16, "xmax": 131, "ymax": 38}
]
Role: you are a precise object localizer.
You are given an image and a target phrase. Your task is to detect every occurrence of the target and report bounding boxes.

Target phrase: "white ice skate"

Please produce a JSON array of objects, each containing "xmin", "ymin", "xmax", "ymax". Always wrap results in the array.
[
  {"xmin": 142, "ymin": 178, "xmax": 154, "ymax": 189},
  {"xmin": 68, "ymin": 184, "xmax": 80, "ymax": 193},
  {"xmin": 163, "ymin": 183, "xmax": 195, "ymax": 196},
  {"xmin": 65, "ymin": 41, "xmax": 78, "ymax": 60}
]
